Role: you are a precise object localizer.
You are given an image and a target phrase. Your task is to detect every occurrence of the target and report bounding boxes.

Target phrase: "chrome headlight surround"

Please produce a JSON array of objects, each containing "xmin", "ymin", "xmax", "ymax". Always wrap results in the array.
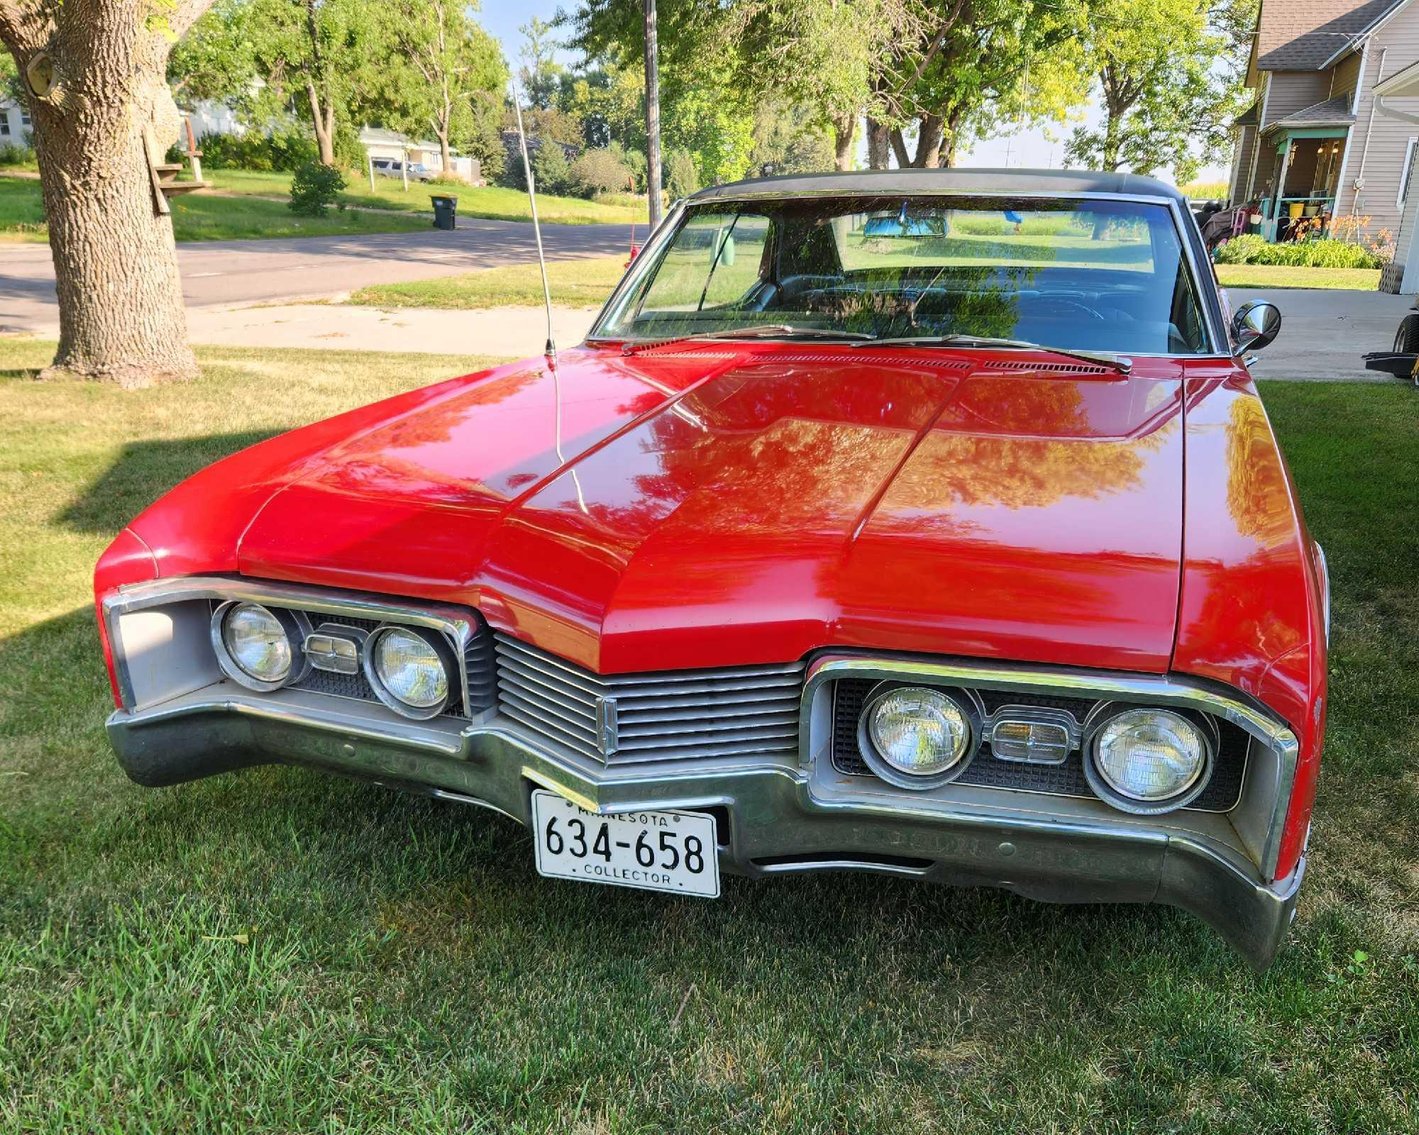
[
  {"xmin": 1083, "ymin": 703, "xmax": 1217, "ymax": 815},
  {"xmin": 363, "ymin": 624, "xmax": 457, "ymax": 720},
  {"xmin": 856, "ymin": 682, "xmax": 981, "ymax": 790},
  {"xmin": 210, "ymin": 601, "xmax": 311, "ymax": 693}
]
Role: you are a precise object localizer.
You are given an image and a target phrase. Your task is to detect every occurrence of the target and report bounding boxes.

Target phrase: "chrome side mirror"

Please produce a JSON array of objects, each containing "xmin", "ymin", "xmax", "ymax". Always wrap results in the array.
[{"xmin": 1232, "ymin": 300, "xmax": 1282, "ymax": 354}]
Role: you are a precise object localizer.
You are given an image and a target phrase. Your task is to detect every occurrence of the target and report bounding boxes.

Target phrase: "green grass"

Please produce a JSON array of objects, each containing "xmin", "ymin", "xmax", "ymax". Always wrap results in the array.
[
  {"xmin": 1214, "ymin": 263, "xmax": 1381, "ymax": 291},
  {"xmin": 351, "ymin": 255, "xmax": 630, "ymax": 310},
  {"xmin": 1, "ymin": 341, "xmax": 1417, "ymax": 1132},
  {"xmin": 210, "ymin": 168, "xmax": 649, "ymax": 225},
  {"xmin": 0, "ymin": 175, "xmax": 432, "ymax": 243}
]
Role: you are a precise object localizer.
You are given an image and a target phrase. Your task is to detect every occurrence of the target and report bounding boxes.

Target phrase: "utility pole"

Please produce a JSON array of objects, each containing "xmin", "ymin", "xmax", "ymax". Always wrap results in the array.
[{"xmin": 644, "ymin": 0, "xmax": 662, "ymax": 228}]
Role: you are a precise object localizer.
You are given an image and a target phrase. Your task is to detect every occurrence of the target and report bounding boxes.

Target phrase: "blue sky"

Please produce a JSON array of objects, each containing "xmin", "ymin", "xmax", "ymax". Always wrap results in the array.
[{"xmin": 477, "ymin": 1, "xmax": 1226, "ymax": 185}]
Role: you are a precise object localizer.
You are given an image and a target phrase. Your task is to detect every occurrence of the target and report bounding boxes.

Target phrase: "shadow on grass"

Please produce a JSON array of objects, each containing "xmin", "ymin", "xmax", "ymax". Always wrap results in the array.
[{"xmin": 57, "ymin": 431, "xmax": 277, "ymax": 534}]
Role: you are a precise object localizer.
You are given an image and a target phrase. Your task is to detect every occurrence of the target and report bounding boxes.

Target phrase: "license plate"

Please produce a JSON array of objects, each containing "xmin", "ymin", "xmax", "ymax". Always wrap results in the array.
[{"xmin": 530, "ymin": 790, "xmax": 720, "ymax": 898}]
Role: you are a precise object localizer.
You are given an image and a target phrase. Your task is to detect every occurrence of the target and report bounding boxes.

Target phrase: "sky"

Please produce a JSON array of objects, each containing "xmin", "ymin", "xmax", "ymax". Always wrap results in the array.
[{"xmin": 478, "ymin": 0, "xmax": 1229, "ymax": 187}]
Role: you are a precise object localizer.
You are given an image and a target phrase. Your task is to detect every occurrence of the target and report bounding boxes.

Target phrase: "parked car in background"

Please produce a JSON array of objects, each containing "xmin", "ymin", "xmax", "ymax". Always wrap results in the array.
[
  {"xmin": 94, "ymin": 169, "xmax": 1323, "ymax": 970},
  {"xmin": 371, "ymin": 158, "xmax": 435, "ymax": 183}
]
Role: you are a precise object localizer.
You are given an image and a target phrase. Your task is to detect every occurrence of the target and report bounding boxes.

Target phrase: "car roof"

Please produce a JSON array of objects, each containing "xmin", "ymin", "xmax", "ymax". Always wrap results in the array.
[{"xmin": 687, "ymin": 167, "xmax": 1186, "ymax": 205}]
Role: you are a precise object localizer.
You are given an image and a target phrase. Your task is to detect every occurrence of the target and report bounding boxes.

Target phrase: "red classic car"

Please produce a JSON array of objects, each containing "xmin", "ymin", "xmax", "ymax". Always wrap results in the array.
[{"xmin": 95, "ymin": 170, "xmax": 1325, "ymax": 968}]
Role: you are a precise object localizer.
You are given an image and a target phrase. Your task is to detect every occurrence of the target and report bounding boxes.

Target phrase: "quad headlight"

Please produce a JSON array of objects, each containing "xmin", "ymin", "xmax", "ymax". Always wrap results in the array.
[
  {"xmin": 1085, "ymin": 707, "xmax": 1212, "ymax": 814},
  {"xmin": 365, "ymin": 625, "xmax": 454, "ymax": 719},
  {"xmin": 211, "ymin": 601, "xmax": 306, "ymax": 691},
  {"xmin": 858, "ymin": 685, "xmax": 976, "ymax": 789}
]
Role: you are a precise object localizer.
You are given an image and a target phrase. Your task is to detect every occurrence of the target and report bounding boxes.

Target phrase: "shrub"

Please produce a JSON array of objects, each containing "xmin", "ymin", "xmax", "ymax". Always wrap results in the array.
[
  {"xmin": 531, "ymin": 142, "xmax": 574, "ymax": 197},
  {"xmin": 198, "ymin": 130, "xmax": 317, "ymax": 172},
  {"xmin": 664, "ymin": 148, "xmax": 700, "ymax": 199},
  {"xmin": 0, "ymin": 141, "xmax": 36, "ymax": 168},
  {"xmin": 1214, "ymin": 232, "xmax": 1384, "ymax": 269},
  {"xmin": 288, "ymin": 162, "xmax": 346, "ymax": 216},
  {"xmin": 569, "ymin": 147, "xmax": 633, "ymax": 198}
]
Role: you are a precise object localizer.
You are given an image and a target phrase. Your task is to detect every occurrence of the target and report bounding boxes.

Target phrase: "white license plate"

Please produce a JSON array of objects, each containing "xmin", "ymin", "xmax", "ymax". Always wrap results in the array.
[{"xmin": 530, "ymin": 790, "xmax": 720, "ymax": 898}]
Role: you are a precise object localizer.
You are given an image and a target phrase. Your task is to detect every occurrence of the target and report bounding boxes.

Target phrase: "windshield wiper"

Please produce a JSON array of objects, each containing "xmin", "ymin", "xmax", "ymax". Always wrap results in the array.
[
  {"xmin": 851, "ymin": 334, "xmax": 1132, "ymax": 374},
  {"xmin": 618, "ymin": 324, "xmax": 875, "ymax": 354}
]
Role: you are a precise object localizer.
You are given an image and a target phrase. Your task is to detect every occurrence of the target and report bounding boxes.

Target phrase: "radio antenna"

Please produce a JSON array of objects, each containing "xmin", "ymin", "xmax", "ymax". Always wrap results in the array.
[{"xmin": 511, "ymin": 83, "xmax": 557, "ymax": 366}]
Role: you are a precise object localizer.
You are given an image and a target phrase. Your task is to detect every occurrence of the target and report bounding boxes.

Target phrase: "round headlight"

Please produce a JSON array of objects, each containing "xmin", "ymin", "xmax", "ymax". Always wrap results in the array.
[
  {"xmin": 1087, "ymin": 707, "xmax": 1211, "ymax": 813},
  {"xmin": 366, "ymin": 626, "xmax": 452, "ymax": 718},
  {"xmin": 859, "ymin": 686, "xmax": 975, "ymax": 789},
  {"xmin": 212, "ymin": 602, "xmax": 300, "ymax": 691}
]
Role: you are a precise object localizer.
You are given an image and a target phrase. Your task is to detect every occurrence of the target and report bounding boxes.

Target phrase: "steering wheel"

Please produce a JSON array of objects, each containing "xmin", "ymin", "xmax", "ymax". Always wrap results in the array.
[{"xmin": 1027, "ymin": 296, "xmax": 1105, "ymax": 321}]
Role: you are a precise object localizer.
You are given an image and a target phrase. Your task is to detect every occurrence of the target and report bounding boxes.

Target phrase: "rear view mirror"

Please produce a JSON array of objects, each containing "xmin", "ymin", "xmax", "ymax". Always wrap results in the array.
[{"xmin": 1232, "ymin": 300, "xmax": 1281, "ymax": 354}]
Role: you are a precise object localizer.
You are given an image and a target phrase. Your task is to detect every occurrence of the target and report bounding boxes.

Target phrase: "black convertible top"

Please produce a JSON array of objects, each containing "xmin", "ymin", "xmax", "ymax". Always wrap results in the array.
[{"xmin": 688, "ymin": 167, "xmax": 1186, "ymax": 204}]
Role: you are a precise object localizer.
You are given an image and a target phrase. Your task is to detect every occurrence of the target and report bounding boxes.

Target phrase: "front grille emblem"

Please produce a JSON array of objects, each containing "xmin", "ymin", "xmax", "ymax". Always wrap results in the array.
[
  {"xmin": 305, "ymin": 625, "xmax": 364, "ymax": 675},
  {"xmin": 595, "ymin": 695, "xmax": 619, "ymax": 758}
]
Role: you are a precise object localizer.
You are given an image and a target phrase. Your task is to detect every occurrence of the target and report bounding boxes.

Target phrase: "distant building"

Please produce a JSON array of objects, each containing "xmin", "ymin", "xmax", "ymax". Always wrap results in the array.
[
  {"xmin": 0, "ymin": 100, "xmax": 32, "ymax": 145},
  {"xmin": 1227, "ymin": 0, "xmax": 1419, "ymax": 247},
  {"xmin": 359, "ymin": 127, "xmax": 482, "ymax": 183}
]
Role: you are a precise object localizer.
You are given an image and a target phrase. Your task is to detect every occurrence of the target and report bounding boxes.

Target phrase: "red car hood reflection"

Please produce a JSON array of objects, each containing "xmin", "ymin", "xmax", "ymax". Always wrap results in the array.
[{"xmin": 238, "ymin": 345, "xmax": 1188, "ymax": 674}]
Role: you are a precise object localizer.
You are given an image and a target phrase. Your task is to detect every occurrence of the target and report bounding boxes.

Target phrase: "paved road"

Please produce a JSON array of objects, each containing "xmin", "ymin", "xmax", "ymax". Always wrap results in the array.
[
  {"xmin": 1226, "ymin": 286, "xmax": 1413, "ymax": 381},
  {"xmin": 0, "ymin": 219, "xmax": 637, "ymax": 334}
]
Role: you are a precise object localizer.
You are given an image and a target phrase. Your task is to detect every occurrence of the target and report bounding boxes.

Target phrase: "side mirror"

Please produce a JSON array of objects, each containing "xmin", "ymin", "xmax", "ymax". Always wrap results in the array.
[{"xmin": 1232, "ymin": 300, "xmax": 1282, "ymax": 354}]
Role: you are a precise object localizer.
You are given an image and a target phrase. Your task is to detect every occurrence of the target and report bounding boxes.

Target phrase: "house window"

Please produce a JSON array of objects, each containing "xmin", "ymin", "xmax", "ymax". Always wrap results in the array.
[
  {"xmin": 0, "ymin": 116, "xmax": 9, "ymax": 138},
  {"xmin": 1400, "ymin": 137, "xmax": 1418, "ymax": 208},
  {"xmin": 19, "ymin": 108, "xmax": 30, "ymax": 127}
]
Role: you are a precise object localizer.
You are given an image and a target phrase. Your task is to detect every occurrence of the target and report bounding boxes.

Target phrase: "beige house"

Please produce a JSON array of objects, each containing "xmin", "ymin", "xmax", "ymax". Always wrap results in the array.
[{"xmin": 1228, "ymin": 0, "xmax": 1419, "ymax": 246}]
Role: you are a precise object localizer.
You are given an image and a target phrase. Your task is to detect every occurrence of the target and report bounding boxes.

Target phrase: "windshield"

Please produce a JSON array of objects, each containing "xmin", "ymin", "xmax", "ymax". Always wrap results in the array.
[{"xmin": 594, "ymin": 195, "xmax": 1212, "ymax": 355}]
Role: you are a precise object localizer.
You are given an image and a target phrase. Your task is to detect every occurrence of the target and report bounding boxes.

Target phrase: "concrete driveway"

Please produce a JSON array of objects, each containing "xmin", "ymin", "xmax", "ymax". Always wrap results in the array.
[
  {"xmin": 0, "ymin": 219, "xmax": 637, "ymax": 335},
  {"xmin": 1225, "ymin": 285, "xmax": 1412, "ymax": 381}
]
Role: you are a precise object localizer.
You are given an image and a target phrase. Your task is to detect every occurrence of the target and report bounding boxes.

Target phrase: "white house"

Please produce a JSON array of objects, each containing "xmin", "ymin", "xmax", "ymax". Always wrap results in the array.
[
  {"xmin": 359, "ymin": 127, "xmax": 481, "ymax": 183},
  {"xmin": 0, "ymin": 99, "xmax": 32, "ymax": 145}
]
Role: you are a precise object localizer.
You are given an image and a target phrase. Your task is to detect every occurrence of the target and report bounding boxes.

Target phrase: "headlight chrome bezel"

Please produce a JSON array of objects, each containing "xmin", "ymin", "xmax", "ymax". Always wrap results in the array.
[
  {"xmin": 210, "ymin": 600, "xmax": 311, "ymax": 692},
  {"xmin": 856, "ymin": 682, "xmax": 981, "ymax": 790},
  {"xmin": 1083, "ymin": 703, "xmax": 1217, "ymax": 815},
  {"xmin": 363, "ymin": 623, "xmax": 457, "ymax": 720}
]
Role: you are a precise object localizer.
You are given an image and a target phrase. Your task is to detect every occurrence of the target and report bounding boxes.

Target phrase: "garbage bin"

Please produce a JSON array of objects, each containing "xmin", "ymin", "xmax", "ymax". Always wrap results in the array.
[{"xmin": 431, "ymin": 194, "xmax": 458, "ymax": 231}]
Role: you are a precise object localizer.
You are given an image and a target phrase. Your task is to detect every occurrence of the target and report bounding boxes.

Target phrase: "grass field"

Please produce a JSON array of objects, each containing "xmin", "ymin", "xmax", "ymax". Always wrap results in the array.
[
  {"xmin": 0, "ymin": 175, "xmax": 431, "ymax": 243},
  {"xmin": 1214, "ymin": 264, "xmax": 1381, "ymax": 291},
  {"xmin": 210, "ymin": 169, "xmax": 648, "ymax": 226},
  {"xmin": 351, "ymin": 255, "xmax": 631, "ymax": 310},
  {"xmin": 0, "ymin": 169, "xmax": 643, "ymax": 244},
  {"xmin": 0, "ymin": 339, "xmax": 1416, "ymax": 1132}
]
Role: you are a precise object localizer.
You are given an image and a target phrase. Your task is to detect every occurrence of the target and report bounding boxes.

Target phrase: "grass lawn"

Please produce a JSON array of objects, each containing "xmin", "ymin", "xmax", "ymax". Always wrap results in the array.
[
  {"xmin": 1, "ymin": 340, "xmax": 1417, "ymax": 1131},
  {"xmin": 0, "ymin": 175, "xmax": 431, "ymax": 243},
  {"xmin": 210, "ymin": 168, "xmax": 648, "ymax": 226},
  {"xmin": 1214, "ymin": 263, "xmax": 1381, "ymax": 291},
  {"xmin": 351, "ymin": 254, "xmax": 630, "ymax": 310}
]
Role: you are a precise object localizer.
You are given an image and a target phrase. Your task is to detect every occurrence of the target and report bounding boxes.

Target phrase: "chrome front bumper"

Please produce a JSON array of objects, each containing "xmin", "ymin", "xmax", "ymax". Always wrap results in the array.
[{"xmin": 107, "ymin": 690, "xmax": 1304, "ymax": 971}]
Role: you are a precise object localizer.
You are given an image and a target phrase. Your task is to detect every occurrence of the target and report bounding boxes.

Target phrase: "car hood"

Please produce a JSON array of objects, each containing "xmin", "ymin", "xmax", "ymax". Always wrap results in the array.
[{"xmin": 236, "ymin": 345, "xmax": 1188, "ymax": 674}]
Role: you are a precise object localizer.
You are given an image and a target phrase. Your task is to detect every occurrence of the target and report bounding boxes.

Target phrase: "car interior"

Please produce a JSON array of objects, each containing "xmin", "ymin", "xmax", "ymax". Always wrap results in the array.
[{"xmin": 614, "ymin": 199, "xmax": 1212, "ymax": 355}]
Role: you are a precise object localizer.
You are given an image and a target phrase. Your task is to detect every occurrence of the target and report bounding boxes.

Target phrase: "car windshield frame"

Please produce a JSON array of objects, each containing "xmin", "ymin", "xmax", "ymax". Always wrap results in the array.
[{"xmin": 589, "ymin": 190, "xmax": 1225, "ymax": 358}]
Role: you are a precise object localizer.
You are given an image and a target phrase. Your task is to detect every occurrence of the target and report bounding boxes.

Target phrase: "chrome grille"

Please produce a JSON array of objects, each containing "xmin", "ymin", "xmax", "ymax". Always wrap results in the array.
[{"xmin": 494, "ymin": 635, "xmax": 804, "ymax": 764}]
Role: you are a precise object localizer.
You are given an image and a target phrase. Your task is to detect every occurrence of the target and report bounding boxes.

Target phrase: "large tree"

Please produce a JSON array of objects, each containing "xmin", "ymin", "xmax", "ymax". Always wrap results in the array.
[
  {"xmin": 0, "ymin": 0, "xmax": 214, "ymax": 385},
  {"xmin": 375, "ymin": 0, "xmax": 506, "ymax": 176},
  {"xmin": 179, "ymin": 0, "xmax": 380, "ymax": 167},
  {"xmin": 1064, "ymin": 0, "xmax": 1251, "ymax": 181},
  {"xmin": 876, "ymin": 0, "xmax": 1087, "ymax": 169}
]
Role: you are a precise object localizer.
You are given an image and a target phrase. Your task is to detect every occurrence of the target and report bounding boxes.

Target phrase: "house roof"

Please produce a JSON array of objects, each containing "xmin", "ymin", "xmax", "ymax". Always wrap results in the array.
[
  {"xmin": 1265, "ymin": 94, "xmax": 1358, "ymax": 127},
  {"xmin": 359, "ymin": 126, "xmax": 442, "ymax": 151},
  {"xmin": 1374, "ymin": 54, "xmax": 1419, "ymax": 95},
  {"xmin": 1256, "ymin": 0, "xmax": 1404, "ymax": 70},
  {"xmin": 691, "ymin": 168, "xmax": 1187, "ymax": 204}
]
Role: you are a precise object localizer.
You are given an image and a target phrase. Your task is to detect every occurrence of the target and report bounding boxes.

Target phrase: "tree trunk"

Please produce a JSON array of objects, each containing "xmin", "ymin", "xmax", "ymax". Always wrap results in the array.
[
  {"xmin": 939, "ymin": 107, "xmax": 965, "ymax": 168},
  {"xmin": 832, "ymin": 113, "xmax": 857, "ymax": 171},
  {"xmin": 888, "ymin": 128, "xmax": 911, "ymax": 169},
  {"xmin": 913, "ymin": 113, "xmax": 945, "ymax": 168},
  {"xmin": 4, "ymin": 0, "xmax": 202, "ymax": 386},
  {"xmin": 438, "ymin": 128, "xmax": 452, "ymax": 177},
  {"xmin": 307, "ymin": 84, "xmax": 336, "ymax": 166},
  {"xmin": 865, "ymin": 116, "xmax": 891, "ymax": 169}
]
